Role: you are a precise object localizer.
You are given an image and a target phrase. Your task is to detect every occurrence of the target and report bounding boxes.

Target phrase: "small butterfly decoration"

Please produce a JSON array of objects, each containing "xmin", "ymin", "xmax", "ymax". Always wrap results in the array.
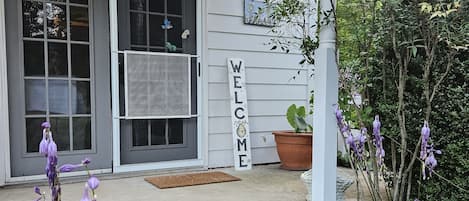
[
  {"xmin": 181, "ymin": 29, "xmax": 190, "ymax": 39},
  {"xmin": 161, "ymin": 19, "xmax": 173, "ymax": 30},
  {"xmin": 165, "ymin": 42, "xmax": 177, "ymax": 52}
]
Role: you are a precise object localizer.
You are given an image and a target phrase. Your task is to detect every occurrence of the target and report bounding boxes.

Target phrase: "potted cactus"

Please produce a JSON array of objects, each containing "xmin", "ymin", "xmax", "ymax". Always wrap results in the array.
[{"xmin": 272, "ymin": 104, "xmax": 313, "ymax": 170}]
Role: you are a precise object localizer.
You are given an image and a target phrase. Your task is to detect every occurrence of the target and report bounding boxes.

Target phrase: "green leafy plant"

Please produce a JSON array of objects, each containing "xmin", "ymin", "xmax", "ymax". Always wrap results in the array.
[{"xmin": 286, "ymin": 104, "xmax": 312, "ymax": 133}]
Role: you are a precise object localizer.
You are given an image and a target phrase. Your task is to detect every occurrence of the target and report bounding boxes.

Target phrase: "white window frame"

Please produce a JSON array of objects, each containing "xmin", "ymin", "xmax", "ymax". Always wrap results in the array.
[{"xmin": 0, "ymin": 0, "xmax": 10, "ymax": 187}]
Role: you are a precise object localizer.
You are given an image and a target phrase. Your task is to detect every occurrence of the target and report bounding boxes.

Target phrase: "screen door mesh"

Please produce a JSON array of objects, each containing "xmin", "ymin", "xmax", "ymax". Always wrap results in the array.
[{"xmin": 124, "ymin": 51, "xmax": 191, "ymax": 118}]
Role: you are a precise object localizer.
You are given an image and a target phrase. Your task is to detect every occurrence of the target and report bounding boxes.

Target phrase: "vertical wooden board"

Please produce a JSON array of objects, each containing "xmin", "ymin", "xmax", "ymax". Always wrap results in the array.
[{"xmin": 227, "ymin": 58, "xmax": 252, "ymax": 170}]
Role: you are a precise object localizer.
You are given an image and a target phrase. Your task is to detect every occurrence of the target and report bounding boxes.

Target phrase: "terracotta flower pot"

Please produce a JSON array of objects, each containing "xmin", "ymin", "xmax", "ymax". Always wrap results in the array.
[{"xmin": 272, "ymin": 131, "xmax": 312, "ymax": 170}]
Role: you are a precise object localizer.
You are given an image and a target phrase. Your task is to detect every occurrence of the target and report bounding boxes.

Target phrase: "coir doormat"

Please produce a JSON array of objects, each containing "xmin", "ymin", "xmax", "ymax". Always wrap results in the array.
[{"xmin": 144, "ymin": 171, "xmax": 241, "ymax": 189}]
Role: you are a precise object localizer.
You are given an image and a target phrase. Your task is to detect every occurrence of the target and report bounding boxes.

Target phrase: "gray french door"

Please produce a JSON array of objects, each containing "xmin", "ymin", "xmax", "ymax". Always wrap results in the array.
[
  {"xmin": 5, "ymin": 0, "xmax": 112, "ymax": 176},
  {"xmin": 117, "ymin": 0, "xmax": 198, "ymax": 164}
]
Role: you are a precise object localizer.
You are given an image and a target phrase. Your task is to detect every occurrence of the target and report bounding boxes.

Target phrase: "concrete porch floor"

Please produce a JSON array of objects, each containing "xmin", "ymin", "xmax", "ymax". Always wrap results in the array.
[{"xmin": 0, "ymin": 164, "xmax": 362, "ymax": 201}]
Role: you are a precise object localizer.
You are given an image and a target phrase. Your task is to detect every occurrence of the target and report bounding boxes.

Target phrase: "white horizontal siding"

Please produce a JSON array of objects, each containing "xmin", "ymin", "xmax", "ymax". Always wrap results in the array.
[
  {"xmin": 209, "ymin": 132, "xmax": 277, "ymax": 151},
  {"xmin": 207, "ymin": 0, "xmax": 244, "ymax": 17},
  {"xmin": 208, "ymin": 116, "xmax": 291, "ymax": 134},
  {"xmin": 209, "ymin": 83, "xmax": 307, "ymax": 100},
  {"xmin": 208, "ymin": 100, "xmax": 306, "ymax": 117},
  {"xmin": 207, "ymin": 32, "xmax": 302, "ymax": 54},
  {"xmin": 205, "ymin": 0, "xmax": 309, "ymax": 168},
  {"xmin": 208, "ymin": 49, "xmax": 304, "ymax": 69},
  {"xmin": 209, "ymin": 147, "xmax": 280, "ymax": 168},
  {"xmin": 208, "ymin": 65, "xmax": 307, "ymax": 85}
]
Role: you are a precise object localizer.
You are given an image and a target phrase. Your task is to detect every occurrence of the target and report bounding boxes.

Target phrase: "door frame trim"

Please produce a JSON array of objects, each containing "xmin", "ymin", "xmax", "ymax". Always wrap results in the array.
[
  {"xmin": 0, "ymin": 0, "xmax": 11, "ymax": 187},
  {"xmin": 110, "ymin": 0, "xmax": 208, "ymax": 172}
]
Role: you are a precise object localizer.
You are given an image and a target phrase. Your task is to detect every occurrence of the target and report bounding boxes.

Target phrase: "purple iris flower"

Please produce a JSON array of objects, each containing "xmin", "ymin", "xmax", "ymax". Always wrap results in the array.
[
  {"xmin": 420, "ymin": 121, "xmax": 431, "ymax": 160},
  {"xmin": 51, "ymin": 186, "xmax": 58, "ymax": 201},
  {"xmin": 41, "ymin": 121, "xmax": 51, "ymax": 128},
  {"xmin": 81, "ymin": 185, "xmax": 91, "ymax": 201},
  {"xmin": 47, "ymin": 138, "xmax": 57, "ymax": 158},
  {"xmin": 422, "ymin": 144, "xmax": 442, "ymax": 179},
  {"xmin": 346, "ymin": 134, "xmax": 356, "ymax": 152},
  {"xmin": 87, "ymin": 176, "xmax": 100, "ymax": 190},
  {"xmin": 39, "ymin": 130, "xmax": 49, "ymax": 155},
  {"xmin": 372, "ymin": 116, "xmax": 385, "ymax": 166},
  {"xmin": 334, "ymin": 105, "xmax": 352, "ymax": 136},
  {"xmin": 334, "ymin": 105, "xmax": 344, "ymax": 123},
  {"xmin": 46, "ymin": 155, "xmax": 58, "ymax": 187},
  {"xmin": 58, "ymin": 164, "xmax": 82, "ymax": 173},
  {"xmin": 34, "ymin": 186, "xmax": 41, "ymax": 195},
  {"xmin": 425, "ymin": 152, "xmax": 437, "ymax": 178},
  {"xmin": 82, "ymin": 158, "xmax": 91, "ymax": 166},
  {"xmin": 356, "ymin": 128, "xmax": 367, "ymax": 160}
]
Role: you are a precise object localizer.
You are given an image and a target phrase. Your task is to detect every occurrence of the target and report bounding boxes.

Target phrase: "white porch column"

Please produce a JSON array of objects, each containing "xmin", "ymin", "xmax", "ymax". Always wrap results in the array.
[
  {"xmin": 312, "ymin": 0, "xmax": 338, "ymax": 200},
  {"xmin": 0, "ymin": 0, "xmax": 10, "ymax": 186},
  {"xmin": 109, "ymin": 0, "xmax": 121, "ymax": 169}
]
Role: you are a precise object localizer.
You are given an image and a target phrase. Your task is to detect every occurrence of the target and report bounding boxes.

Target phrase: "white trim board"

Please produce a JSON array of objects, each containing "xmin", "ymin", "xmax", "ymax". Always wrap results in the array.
[
  {"xmin": 199, "ymin": 0, "xmax": 209, "ymax": 168},
  {"xmin": 113, "ymin": 159, "xmax": 204, "ymax": 173},
  {"xmin": 6, "ymin": 168, "xmax": 112, "ymax": 184},
  {"xmin": 0, "ymin": 0, "xmax": 11, "ymax": 187}
]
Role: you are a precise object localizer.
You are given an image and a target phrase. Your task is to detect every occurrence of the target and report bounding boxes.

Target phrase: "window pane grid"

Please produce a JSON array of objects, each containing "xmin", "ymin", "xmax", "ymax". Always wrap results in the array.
[
  {"xmin": 23, "ymin": 0, "xmax": 92, "ymax": 153},
  {"xmin": 128, "ymin": 0, "xmax": 183, "ymax": 52},
  {"xmin": 128, "ymin": 10, "xmax": 182, "ymax": 18},
  {"xmin": 132, "ymin": 119, "xmax": 185, "ymax": 147}
]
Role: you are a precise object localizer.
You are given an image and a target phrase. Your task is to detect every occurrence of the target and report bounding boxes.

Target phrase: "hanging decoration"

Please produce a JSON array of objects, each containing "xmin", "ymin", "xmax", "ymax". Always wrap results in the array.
[
  {"xmin": 181, "ymin": 29, "xmax": 190, "ymax": 39},
  {"xmin": 161, "ymin": 19, "xmax": 173, "ymax": 30},
  {"xmin": 165, "ymin": 42, "xmax": 177, "ymax": 52}
]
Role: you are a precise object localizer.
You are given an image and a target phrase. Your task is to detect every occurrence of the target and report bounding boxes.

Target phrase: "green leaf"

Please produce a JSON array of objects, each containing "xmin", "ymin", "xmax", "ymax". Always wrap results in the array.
[
  {"xmin": 297, "ymin": 106, "xmax": 306, "ymax": 118},
  {"xmin": 295, "ymin": 116, "xmax": 308, "ymax": 132},
  {"xmin": 286, "ymin": 104, "xmax": 298, "ymax": 130}
]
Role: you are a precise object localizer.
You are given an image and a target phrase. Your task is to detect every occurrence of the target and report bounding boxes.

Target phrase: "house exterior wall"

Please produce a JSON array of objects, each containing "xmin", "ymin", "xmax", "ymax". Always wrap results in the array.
[
  {"xmin": 0, "ymin": 0, "xmax": 313, "ymax": 184},
  {"xmin": 205, "ymin": 0, "xmax": 310, "ymax": 168}
]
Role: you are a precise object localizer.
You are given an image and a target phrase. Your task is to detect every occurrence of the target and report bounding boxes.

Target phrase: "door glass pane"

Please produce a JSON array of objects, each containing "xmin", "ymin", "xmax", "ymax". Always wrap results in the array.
[
  {"xmin": 130, "ymin": 0, "xmax": 146, "ymax": 11},
  {"xmin": 48, "ymin": 80, "xmax": 69, "ymax": 115},
  {"xmin": 26, "ymin": 117, "xmax": 46, "ymax": 153},
  {"xmin": 149, "ymin": 0, "xmax": 164, "ymax": 13},
  {"xmin": 25, "ymin": 79, "xmax": 46, "ymax": 115},
  {"xmin": 71, "ymin": 44, "xmax": 90, "ymax": 78},
  {"xmin": 150, "ymin": 120, "xmax": 166, "ymax": 145},
  {"xmin": 70, "ymin": 0, "xmax": 88, "ymax": 5},
  {"xmin": 168, "ymin": 119, "xmax": 183, "ymax": 144},
  {"xmin": 50, "ymin": 117, "xmax": 70, "ymax": 151},
  {"xmin": 24, "ymin": 41, "xmax": 45, "ymax": 76},
  {"xmin": 149, "ymin": 15, "xmax": 165, "ymax": 47},
  {"xmin": 48, "ymin": 42, "xmax": 68, "ymax": 77},
  {"xmin": 167, "ymin": 0, "xmax": 182, "ymax": 15},
  {"xmin": 71, "ymin": 81, "xmax": 90, "ymax": 114},
  {"xmin": 22, "ymin": 0, "xmax": 44, "ymax": 38},
  {"xmin": 132, "ymin": 120, "xmax": 148, "ymax": 146},
  {"xmin": 167, "ymin": 17, "xmax": 182, "ymax": 48},
  {"xmin": 70, "ymin": 6, "xmax": 89, "ymax": 41},
  {"xmin": 130, "ymin": 12, "xmax": 147, "ymax": 46},
  {"xmin": 73, "ymin": 117, "xmax": 91, "ymax": 150},
  {"xmin": 46, "ymin": 3, "xmax": 67, "ymax": 40}
]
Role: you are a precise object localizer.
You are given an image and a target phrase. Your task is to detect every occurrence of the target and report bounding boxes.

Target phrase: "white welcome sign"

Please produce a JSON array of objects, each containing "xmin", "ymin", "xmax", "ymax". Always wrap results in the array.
[{"xmin": 227, "ymin": 58, "xmax": 252, "ymax": 170}]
